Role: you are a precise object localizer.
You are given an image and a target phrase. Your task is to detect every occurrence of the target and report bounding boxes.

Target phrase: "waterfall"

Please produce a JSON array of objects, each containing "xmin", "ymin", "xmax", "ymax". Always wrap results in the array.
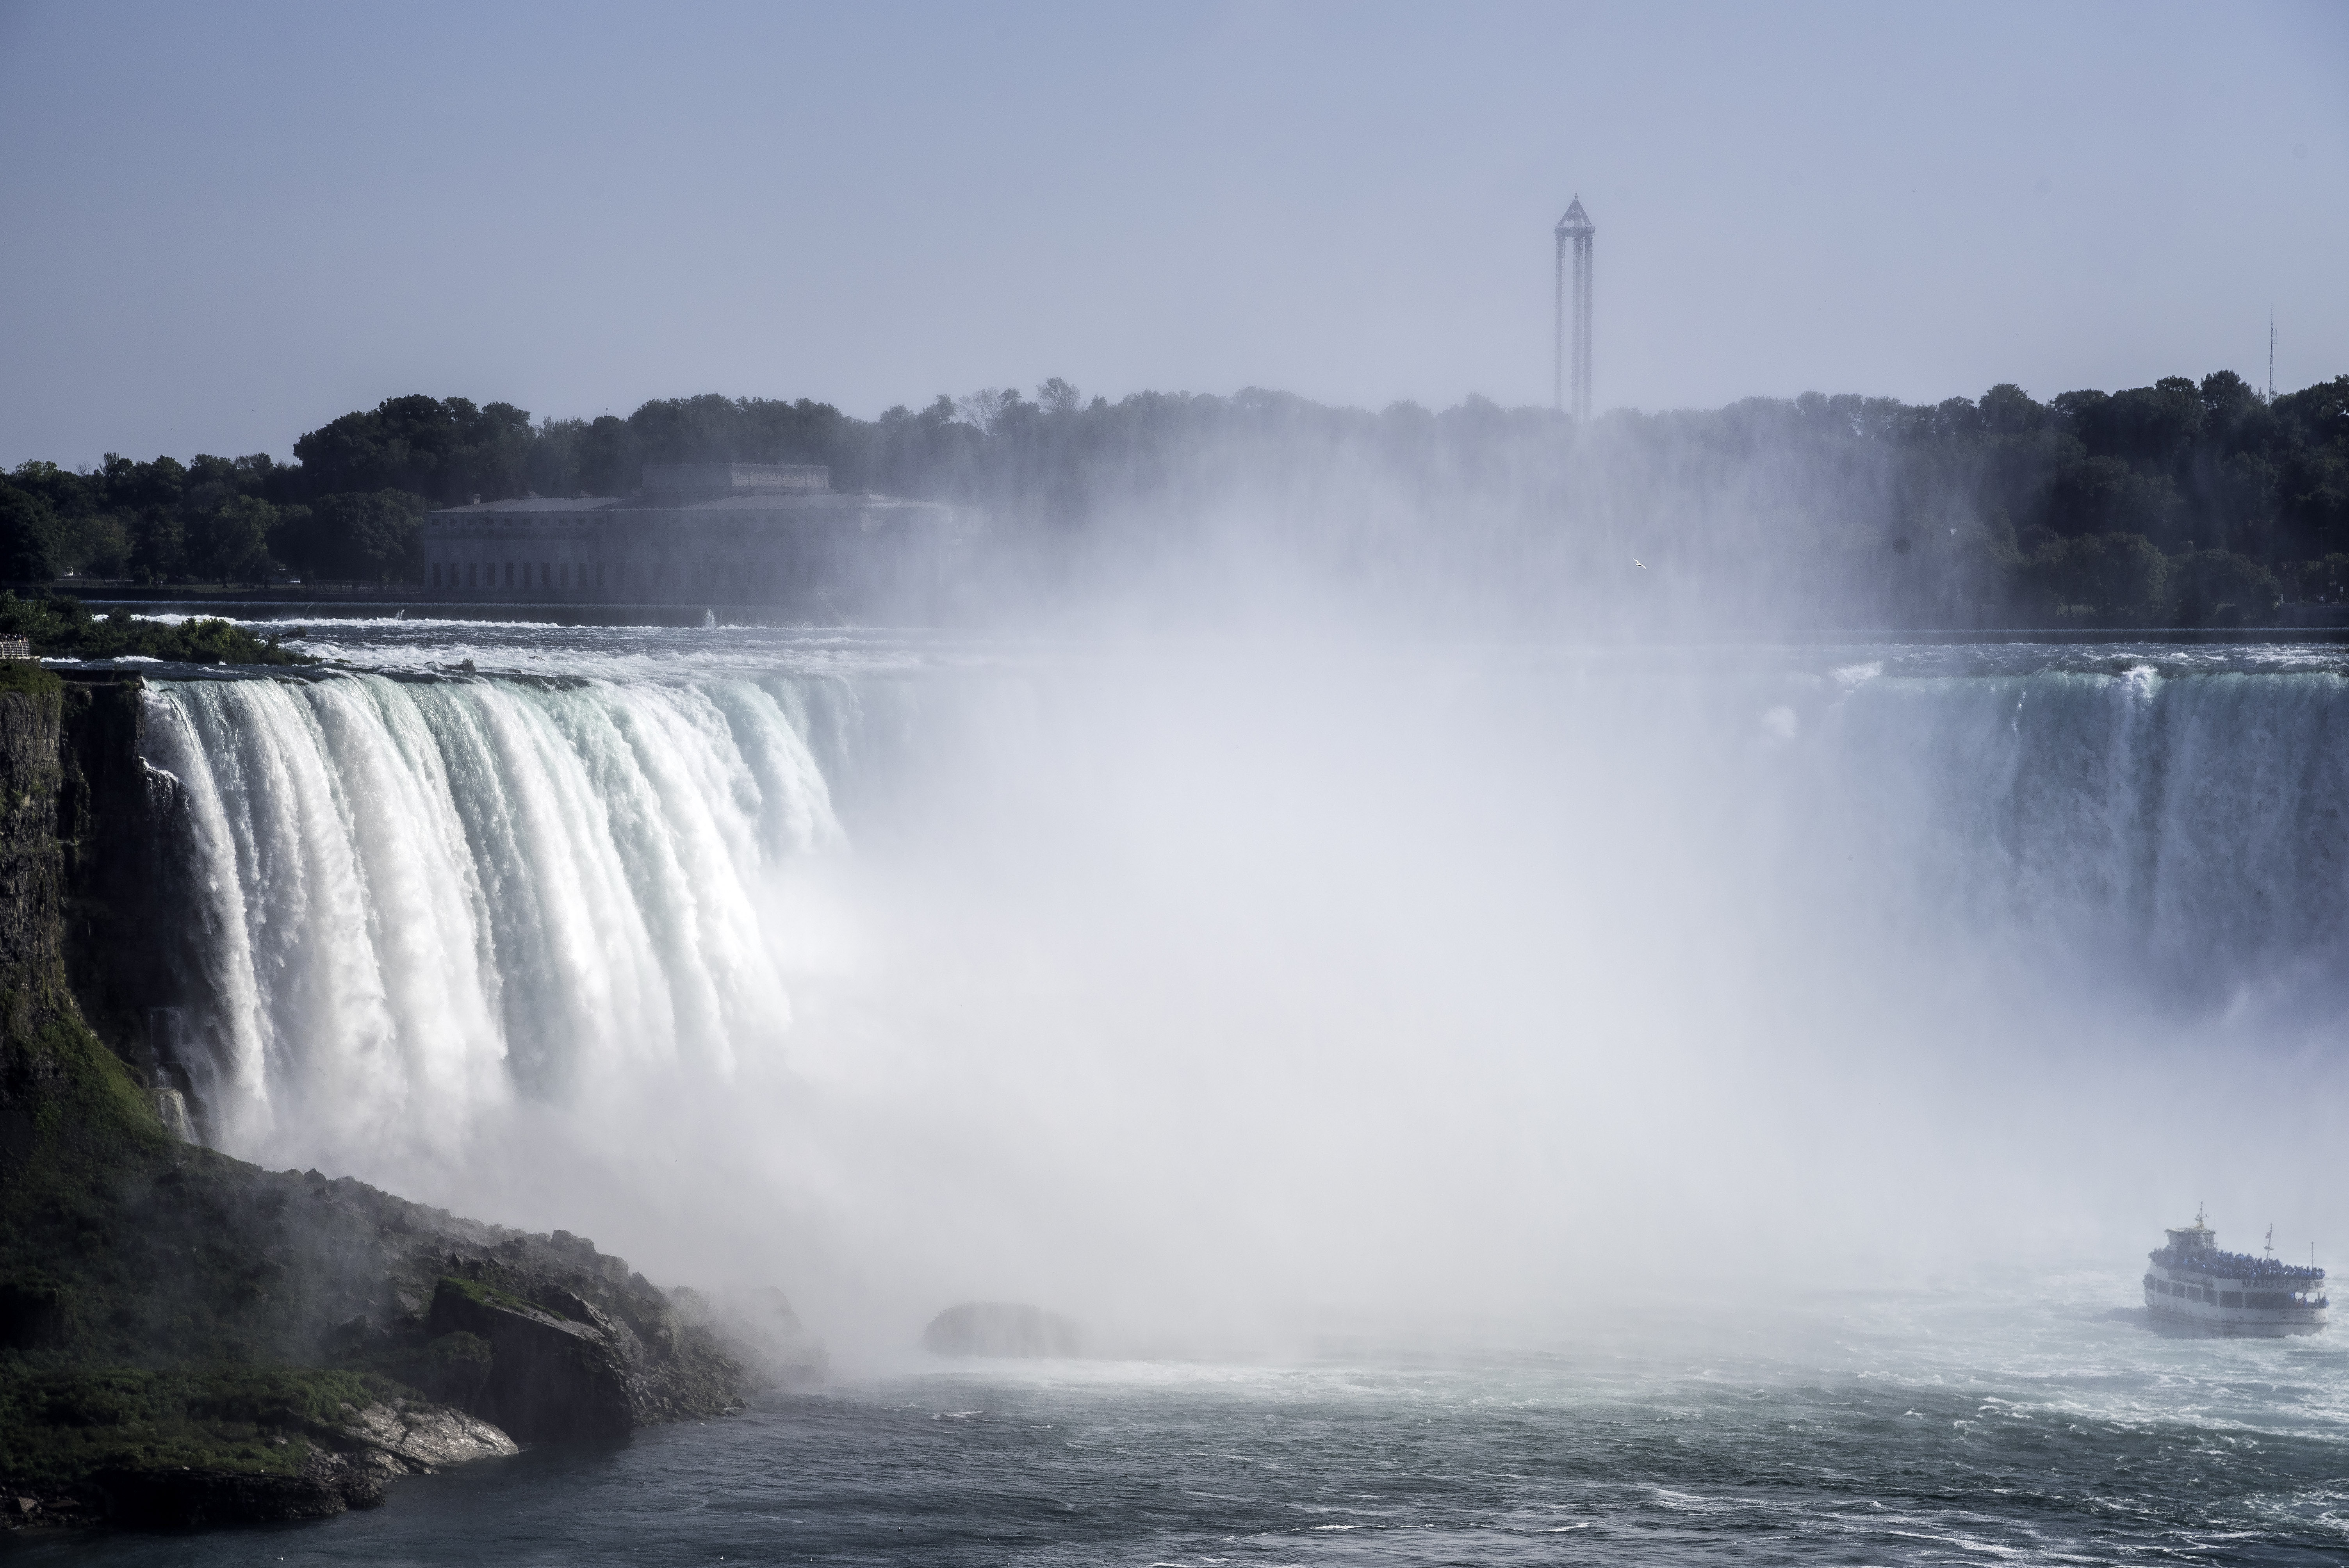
[
  {"xmin": 1805, "ymin": 664, "xmax": 2349, "ymax": 1010},
  {"xmin": 141, "ymin": 674, "xmax": 843, "ymax": 1164},
  {"xmin": 131, "ymin": 651, "xmax": 2349, "ymax": 1293}
]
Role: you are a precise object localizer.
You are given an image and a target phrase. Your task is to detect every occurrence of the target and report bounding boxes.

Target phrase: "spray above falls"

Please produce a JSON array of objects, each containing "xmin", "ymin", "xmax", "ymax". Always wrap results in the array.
[{"xmin": 118, "ymin": 643, "xmax": 2349, "ymax": 1336}]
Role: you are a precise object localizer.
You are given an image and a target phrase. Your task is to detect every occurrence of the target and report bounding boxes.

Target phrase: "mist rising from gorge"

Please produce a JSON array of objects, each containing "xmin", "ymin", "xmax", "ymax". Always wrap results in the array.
[
  {"xmin": 64, "ymin": 371, "xmax": 2349, "ymax": 1367},
  {"xmin": 134, "ymin": 619, "xmax": 2349, "ymax": 1367}
]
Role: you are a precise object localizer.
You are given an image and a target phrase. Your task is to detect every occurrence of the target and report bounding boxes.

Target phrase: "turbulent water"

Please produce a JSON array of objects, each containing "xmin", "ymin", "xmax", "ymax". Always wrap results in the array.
[
  {"xmin": 15, "ymin": 1282, "xmax": 2349, "ymax": 1564},
  {"xmin": 30, "ymin": 621, "xmax": 2349, "ymax": 1561}
]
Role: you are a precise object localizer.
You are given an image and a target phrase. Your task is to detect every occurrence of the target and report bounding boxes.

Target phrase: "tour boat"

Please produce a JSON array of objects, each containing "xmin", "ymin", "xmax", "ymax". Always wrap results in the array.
[{"xmin": 2144, "ymin": 1212, "xmax": 2326, "ymax": 1336}]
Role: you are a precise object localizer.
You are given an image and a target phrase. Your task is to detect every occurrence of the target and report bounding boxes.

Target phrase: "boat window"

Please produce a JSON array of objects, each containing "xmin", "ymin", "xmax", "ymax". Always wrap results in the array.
[{"xmin": 2221, "ymin": 1292, "xmax": 2243, "ymax": 1308}]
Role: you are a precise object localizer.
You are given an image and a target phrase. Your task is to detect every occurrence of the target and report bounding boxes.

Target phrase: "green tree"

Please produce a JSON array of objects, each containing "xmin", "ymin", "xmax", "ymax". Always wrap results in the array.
[
  {"xmin": 2027, "ymin": 533, "xmax": 2170, "ymax": 623},
  {"xmin": 577, "ymin": 415, "xmax": 638, "ymax": 496},
  {"xmin": 2046, "ymin": 456, "xmax": 2182, "ymax": 542},
  {"xmin": 0, "ymin": 483, "xmax": 61, "ymax": 583},
  {"xmin": 183, "ymin": 496, "xmax": 278, "ymax": 584},
  {"xmin": 128, "ymin": 508, "xmax": 184, "ymax": 584},
  {"xmin": 291, "ymin": 396, "xmax": 533, "ymax": 503},
  {"xmin": 2167, "ymin": 550, "xmax": 2281, "ymax": 627},
  {"xmin": 57, "ymin": 513, "xmax": 131, "ymax": 579},
  {"xmin": 285, "ymin": 491, "xmax": 428, "ymax": 583}
]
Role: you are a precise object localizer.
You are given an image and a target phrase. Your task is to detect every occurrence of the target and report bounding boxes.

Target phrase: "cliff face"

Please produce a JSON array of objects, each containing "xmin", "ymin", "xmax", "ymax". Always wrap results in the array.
[
  {"xmin": 0, "ymin": 684, "xmax": 63, "ymax": 979},
  {"xmin": 0, "ymin": 674, "xmax": 110, "ymax": 1180},
  {"xmin": 0, "ymin": 672, "xmax": 760, "ymax": 1530},
  {"xmin": 55, "ymin": 677, "xmax": 178, "ymax": 1067}
]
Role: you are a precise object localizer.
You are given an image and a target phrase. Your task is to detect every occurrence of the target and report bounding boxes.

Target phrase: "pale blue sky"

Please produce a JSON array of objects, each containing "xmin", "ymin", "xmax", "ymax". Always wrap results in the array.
[{"xmin": 2, "ymin": 0, "xmax": 2343, "ymax": 467}]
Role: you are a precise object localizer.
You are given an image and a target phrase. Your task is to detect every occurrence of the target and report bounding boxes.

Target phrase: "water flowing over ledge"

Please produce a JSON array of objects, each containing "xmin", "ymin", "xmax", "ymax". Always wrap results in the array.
[
  {"xmin": 141, "ymin": 674, "xmax": 845, "ymax": 1163},
  {"xmin": 120, "ymin": 641, "xmax": 2349, "ymax": 1308}
]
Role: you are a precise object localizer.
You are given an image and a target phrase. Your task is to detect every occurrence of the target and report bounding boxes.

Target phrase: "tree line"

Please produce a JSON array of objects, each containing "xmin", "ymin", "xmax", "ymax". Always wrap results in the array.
[{"xmin": 1, "ymin": 371, "xmax": 2342, "ymax": 626}]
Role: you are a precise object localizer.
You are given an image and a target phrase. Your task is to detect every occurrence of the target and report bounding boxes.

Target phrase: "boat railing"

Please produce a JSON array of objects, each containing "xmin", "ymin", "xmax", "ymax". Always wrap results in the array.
[{"xmin": 2152, "ymin": 1253, "xmax": 2322, "ymax": 1283}]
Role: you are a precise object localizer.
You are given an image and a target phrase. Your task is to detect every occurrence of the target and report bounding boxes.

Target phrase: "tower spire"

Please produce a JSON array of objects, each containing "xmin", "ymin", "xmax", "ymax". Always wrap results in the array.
[{"xmin": 1554, "ymin": 197, "xmax": 1595, "ymax": 421}]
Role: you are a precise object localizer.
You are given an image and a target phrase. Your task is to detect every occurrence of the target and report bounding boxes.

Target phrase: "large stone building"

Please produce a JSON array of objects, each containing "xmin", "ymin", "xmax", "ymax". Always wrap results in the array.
[{"xmin": 424, "ymin": 463, "xmax": 975, "ymax": 615}]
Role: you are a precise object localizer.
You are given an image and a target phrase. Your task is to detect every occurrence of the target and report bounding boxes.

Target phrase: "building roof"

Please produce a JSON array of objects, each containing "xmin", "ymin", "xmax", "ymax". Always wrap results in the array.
[
  {"xmin": 426, "ymin": 461, "xmax": 969, "ymax": 523},
  {"xmin": 427, "ymin": 491, "xmax": 961, "ymax": 520},
  {"xmin": 640, "ymin": 462, "xmax": 829, "ymax": 495}
]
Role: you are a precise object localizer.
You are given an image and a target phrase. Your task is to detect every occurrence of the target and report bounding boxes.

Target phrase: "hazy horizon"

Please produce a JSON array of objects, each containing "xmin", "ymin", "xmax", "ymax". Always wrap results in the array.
[{"xmin": 4, "ymin": 0, "xmax": 2344, "ymax": 470}]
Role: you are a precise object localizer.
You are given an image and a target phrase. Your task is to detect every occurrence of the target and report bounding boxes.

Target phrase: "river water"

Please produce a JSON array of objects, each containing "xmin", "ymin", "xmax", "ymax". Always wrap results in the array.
[
  {"xmin": 12, "ymin": 1282, "xmax": 2349, "ymax": 1564},
  {"xmin": 15, "ymin": 621, "xmax": 2349, "ymax": 1561}
]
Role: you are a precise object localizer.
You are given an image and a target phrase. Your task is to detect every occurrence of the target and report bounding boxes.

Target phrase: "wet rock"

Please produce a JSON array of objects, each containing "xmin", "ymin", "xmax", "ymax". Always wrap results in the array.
[
  {"xmin": 922, "ymin": 1302, "xmax": 1084, "ymax": 1358},
  {"xmin": 337, "ymin": 1399, "xmax": 517, "ymax": 1469},
  {"xmin": 428, "ymin": 1278, "xmax": 635, "ymax": 1442}
]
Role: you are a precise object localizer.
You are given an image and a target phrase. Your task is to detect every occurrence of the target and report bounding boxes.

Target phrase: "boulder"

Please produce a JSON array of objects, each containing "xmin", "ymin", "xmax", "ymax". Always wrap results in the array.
[
  {"xmin": 337, "ymin": 1398, "xmax": 517, "ymax": 1469},
  {"xmin": 921, "ymin": 1302, "xmax": 1083, "ymax": 1358},
  {"xmin": 426, "ymin": 1277, "xmax": 634, "ymax": 1442}
]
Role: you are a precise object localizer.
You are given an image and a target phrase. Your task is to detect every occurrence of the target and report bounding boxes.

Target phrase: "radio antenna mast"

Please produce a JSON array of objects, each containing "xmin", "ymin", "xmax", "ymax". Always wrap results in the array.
[{"xmin": 2270, "ymin": 308, "xmax": 2277, "ymax": 401}]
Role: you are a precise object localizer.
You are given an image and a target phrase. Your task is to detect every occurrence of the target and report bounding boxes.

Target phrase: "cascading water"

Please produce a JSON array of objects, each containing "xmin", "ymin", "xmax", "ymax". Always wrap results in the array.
[
  {"xmin": 1797, "ymin": 661, "xmax": 2349, "ymax": 1012},
  {"xmin": 125, "ymin": 639, "xmax": 2349, "ymax": 1322},
  {"xmin": 141, "ymin": 673, "xmax": 844, "ymax": 1166}
]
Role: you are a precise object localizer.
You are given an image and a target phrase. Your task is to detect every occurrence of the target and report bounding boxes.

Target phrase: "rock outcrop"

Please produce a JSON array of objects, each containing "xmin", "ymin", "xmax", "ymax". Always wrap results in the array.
[
  {"xmin": 0, "ymin": 674, "xmax": 776, "ymax": 1529},
  {"xmin": 7, "ymin": 1399, "xmax": 516, "ymax": 1529},
  {"xmin": 335, "ymin": 1397, "xmax": 517, "ymax": 1470},
  {"xmin": 922, "ymin": 1301, "xmax": 1084, "ymax": 1358},
  {"xmin": 424, "ymin": 1276, "xmax": 636, "ymax": 1441}
]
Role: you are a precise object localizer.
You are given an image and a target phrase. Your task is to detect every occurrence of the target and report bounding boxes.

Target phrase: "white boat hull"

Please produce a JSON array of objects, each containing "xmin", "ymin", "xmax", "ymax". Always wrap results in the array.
[{"xmin": 2143, "ymin": 1277, "xmax": 2327, "ymax": 1336}]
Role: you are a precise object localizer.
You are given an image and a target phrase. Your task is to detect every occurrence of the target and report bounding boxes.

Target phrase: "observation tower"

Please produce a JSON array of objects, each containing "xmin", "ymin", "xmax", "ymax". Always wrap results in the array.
[{"xmin": 1554, "ymin": 197, "xmax": 1595, "ymax": 421}]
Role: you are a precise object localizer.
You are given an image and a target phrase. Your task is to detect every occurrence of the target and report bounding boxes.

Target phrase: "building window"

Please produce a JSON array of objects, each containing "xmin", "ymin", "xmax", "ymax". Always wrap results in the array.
[
  {"xmin": 431, "ymin": 564, "xmax": 442, "ymax": 588},
  {"xmin": 466, "ymin": 563, "xmax": 477, "ymax": 588},
  {"xmin": 540, "ymin": 562, "xmax": 550, "ymax": 588}
]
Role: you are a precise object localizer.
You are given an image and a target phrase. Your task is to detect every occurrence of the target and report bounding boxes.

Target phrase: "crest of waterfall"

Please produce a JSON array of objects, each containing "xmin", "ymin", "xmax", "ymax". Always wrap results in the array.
[{"xmin": 141, "ymin": 674, "xmax": 843, "ymax": 1165}]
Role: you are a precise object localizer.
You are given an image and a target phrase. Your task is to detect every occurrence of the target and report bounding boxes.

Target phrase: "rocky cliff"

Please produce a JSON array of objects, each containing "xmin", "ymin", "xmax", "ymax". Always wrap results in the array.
[{"xmin": 0, "ymin": 671, "xmax": 772, "ymax": 1531}]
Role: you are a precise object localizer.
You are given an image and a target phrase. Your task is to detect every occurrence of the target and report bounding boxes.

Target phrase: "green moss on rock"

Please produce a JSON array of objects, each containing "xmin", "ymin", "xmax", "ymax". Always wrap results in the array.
[{"xmin": 0, "ymin": 1367, "xmax": 405, "ymax": 1486}]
